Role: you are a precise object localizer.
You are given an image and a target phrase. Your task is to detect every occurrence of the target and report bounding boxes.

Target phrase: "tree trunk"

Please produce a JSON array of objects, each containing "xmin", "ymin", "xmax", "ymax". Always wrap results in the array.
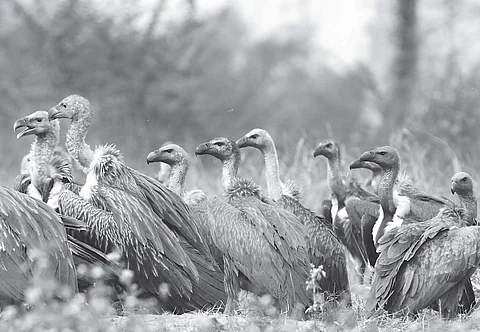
[{"xmin": 385, "ymin": 0, "xmax": 418, "ymax": 133}]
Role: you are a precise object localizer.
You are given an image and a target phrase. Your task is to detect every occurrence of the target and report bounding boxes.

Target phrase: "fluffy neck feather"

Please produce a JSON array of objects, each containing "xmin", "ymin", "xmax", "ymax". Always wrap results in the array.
[
  {"xmin": 65, "ymin": 106, "xmax": 94, "ymax": 173},
  {"xmin": 221, "ymin": 154, "xmax": 239, "ymax": 190},
  {"xmin": 260, "ymin": 140, "xmax": 283, "ymax": 200},
  {"xmin": 326, "ymin": 154, "xmax": 346, "ymax": 204},
  {"xmin": 30, "ymin": 131, "xmax": 57, "ymax": 187},
  {"xmin": 169, "ymin": 159, "xmax": 188, "ymax": 198}
]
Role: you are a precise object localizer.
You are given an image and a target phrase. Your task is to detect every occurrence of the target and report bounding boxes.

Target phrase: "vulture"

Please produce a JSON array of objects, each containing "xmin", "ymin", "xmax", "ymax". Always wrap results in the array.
[
  {"xmin": 313, "ymin": 139, "xmax": 376, "ymax": 282},
  {"xmin": 13, "ymin": 110, "xmax": 121, "ymax": 290},
  {"xmin": 0, "ymin": 186, "xmax": 77, "ymax": 307},
  {"xmin": 13, "ymin": 110, "xmax": 74, "ymax": 208},
  {"xmin": 146, "ymin": 143, "xmax": 271, "ymax": 311},
  {"xmin": 359, "ymin": 146, "xmax": 476, "ymax": 317},
  {"xmin": 47, "ymin": 94, "xmax": 219, "ymax": 312},
  {"xmin": 236, "ymin": 128, "xmax": 351, "ymax": 307},
  {"xmin": 195, "ymin": 137, "xmax": 311, "ymax": 315}
]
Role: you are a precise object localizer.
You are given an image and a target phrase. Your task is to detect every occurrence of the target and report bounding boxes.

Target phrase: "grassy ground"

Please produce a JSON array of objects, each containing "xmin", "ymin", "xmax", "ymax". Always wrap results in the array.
[{"xmin": 2, "ymin": 133, "xmax": 480, "ymax": 331}]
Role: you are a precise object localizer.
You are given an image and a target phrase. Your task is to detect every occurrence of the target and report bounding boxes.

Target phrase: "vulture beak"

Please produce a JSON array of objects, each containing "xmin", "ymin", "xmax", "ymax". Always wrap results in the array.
[
  {"xmin": 313, "ymin": 145, "xmax": 323, "ymax": 158},
  {"xmin": 349, "ymin": 159, "xmax": 363, "ymax": 170},
  {"xmin": 359, "ymin": 150, "xmax": 375, "ymax": 162},
  {"xmin": 48, "ymin": 106, "xmax": 68, "ymax": 120},
  {"xmin": 451, "ymin": 182, "xmax": 457, "ymax": 195},
  {"xmin": 146, "ymin": 150, "xmax": 161, "ymax": 164},
  {"xmin": 195, "ymin": 143, "xmax": 211, "ymax": 156},
  {"xmin": 236, "ymin": 136, "xmax": 248, "ymax": 149},
  {"xmin": 13, "ymin": 118, "xmax": 35, "ymax": 139}
]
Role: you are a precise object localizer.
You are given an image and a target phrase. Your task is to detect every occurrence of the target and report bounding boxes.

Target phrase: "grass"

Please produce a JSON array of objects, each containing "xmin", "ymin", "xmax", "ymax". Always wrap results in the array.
[{"xmin": 2, "ymin": 132, "xmax": 480, "ymax": 331}]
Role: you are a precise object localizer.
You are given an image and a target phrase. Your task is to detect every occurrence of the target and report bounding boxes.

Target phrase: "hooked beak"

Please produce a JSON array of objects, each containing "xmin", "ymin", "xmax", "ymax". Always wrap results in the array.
[
  {"xmin": 13, "ymin": 118, "xmax": 35, "ymax": 139},
  {"xmin": 236, "ymin": 136, "xmax": 249, "ymax": 149},
  {"xmin": 195, "ymin": 143, "xmax": 211, "ymax": 156},
  {"xmin": 48, "ymin": 106, "xmax": 68, "ymax": 120},
  {"xmin": 313, "ymin": 145, "xmax": 324, "ymax": 158},
  {"xmin": 359, "ymin": 150, "xmax": 375, "ymax": 162},
  {"xmin": 349, "ymin": 159, "xmax": 364, "ymax": 170},
  {"xmin": 451, "ymin": 182, "xmax": 457, "ymax": 195},
  {"xmin": 146, "ymin": 150, "xmax": 161, "ymax": 164}
]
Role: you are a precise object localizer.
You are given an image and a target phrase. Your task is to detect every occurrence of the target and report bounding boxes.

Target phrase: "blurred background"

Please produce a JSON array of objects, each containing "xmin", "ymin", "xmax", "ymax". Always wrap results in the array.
[{"xmin": 1, "ymin": 0, "xmax": 480, "ymax": 208}]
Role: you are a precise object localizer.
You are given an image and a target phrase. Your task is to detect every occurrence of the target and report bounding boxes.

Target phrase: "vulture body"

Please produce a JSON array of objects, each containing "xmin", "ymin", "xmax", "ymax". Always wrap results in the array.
[
  {"xmin": 313, "ymin": 139, "xmax": 375, "ymax": 282},
  {"xmin": 0, "ymin": 186, "xmax": 77, "ymax": 306},
  {"xmin": 359, "ymin": 147, "xmax": 477, "ymax": 317},
  {"xmin": 196, "ymin": 137, "xmax": 311, "ymax": 314},
  {"xmin": 236, "ymin": 128, "xmax": 351, "ymax": 307},
  {"xmin": 48, "ymin": 94, "xmax": 218, "ymax": 312},
  {"xmin": 13, "ymin": 110, "xmax": 121, "ymax": 290}
]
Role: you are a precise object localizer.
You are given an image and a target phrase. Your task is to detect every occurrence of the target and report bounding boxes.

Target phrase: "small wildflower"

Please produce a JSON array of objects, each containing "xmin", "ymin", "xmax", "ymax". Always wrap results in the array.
[
  {"xmin": 119, "ymin": 269, "xmax": 135, "ymax": 286},
  {"xmin": 159, "ymin": 283, "xmax": 170, "ymax": 300},
  {"xmin": 91, "ymin": 266, "xmax": 105, "ymax": 280},
  {"xmin": 1, "ymin": 306, "xmax": 17, "ymax": 321}
]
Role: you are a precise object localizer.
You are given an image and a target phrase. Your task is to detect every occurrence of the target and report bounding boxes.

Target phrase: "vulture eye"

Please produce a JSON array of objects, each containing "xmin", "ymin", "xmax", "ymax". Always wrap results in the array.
[
  {"xmin": 250, "ymin": 134, "xmax": 259, "ymax": 139},
  {"xmin": 325, "ymin": 143, "xmax": 332, "ymax": 148},
  {"xmin": 61, "ymin": 102, "xmax": 67, "ymax": 109},
  {"xmin": 378, "ymin": 151, "xmax": 387, "ymax": 156},
  {"xmin": 37, "ymin": 118, "xmax": 43, "ymax": 123},
  {"xmin": 164, "ymin": 149, "xmax": 173, "ymax": 154},
  {"xmin": 461, "ymin": 177, "xmax": 468, "ymax": 182},
  {"xmin": 214, "ymin": 142, "xmax": 224, "ymax": 147}
]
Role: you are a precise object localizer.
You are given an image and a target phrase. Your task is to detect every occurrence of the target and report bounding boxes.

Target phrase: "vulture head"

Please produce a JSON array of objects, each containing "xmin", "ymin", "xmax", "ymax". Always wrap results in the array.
[
  {"xmin": 195, "ymin": 137, "xmax": 240, "ymax": 163},
  {"xmin": 13, "ymin": 110, "xmax": 59, "ymax": 139},
  {"xmin": 313, "ymin": 139, "xmax": 341, "ymax": 160},
  {"xmin": 451, "ymin": 172, "xmax": 474, "ymax": 197},
  {"xmin": 236, "ymin": 128, "xmax": 273, "ymax": 150},
  {"xmin": 48, "ymin": 94, "xmax": 92, "ymax": 124},
  {"xmin": 147, "ymin": 143, "xmax": 189, "ymax": 167},
  {"xmin": 358, "ymin": 146, "xmax": 400, "ymax": 170}
]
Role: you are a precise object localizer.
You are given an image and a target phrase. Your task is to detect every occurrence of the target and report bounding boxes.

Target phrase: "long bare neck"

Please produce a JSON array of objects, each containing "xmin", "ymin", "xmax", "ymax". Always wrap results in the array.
[
  {"xmin": 221, "ymin": 155, "xmax": 239, "ymax": 189},
  {"xmin": 377, "ymin": 165, "xmax": 399, "ymax": 214},
  {"xmin": 327, "ymin": 154, "xmax": 346, "ymax": 203},
  {"xmin": 30, "ymin": 131, "xmax": 57, "ymax": 186},
  {"xmin": 261, "ymin": 141, "xmax": 283, "ymax": 200},
  {"xmin": 65, "ymin": 114, "xmax": 94, "ymax": 173},
  {"xmin": 458, "ymin": 193, "xmax": 477, "ymax": 224},
  {"xmin": 169, "ymin": 160, "xmax": 188, "ymax": 198}
]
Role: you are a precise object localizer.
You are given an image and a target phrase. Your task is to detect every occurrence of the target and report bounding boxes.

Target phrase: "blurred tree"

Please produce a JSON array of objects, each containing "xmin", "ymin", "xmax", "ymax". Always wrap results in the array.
[{"xmin": 384, "ymin": 0, "xmax": 418, "ymax": 133}]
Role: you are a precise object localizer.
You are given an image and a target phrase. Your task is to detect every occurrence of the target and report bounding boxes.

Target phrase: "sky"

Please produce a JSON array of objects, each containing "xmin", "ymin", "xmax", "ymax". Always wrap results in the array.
[{"xmin": 197, "ymin": 0, "xmax": 375, "ymax": 67}]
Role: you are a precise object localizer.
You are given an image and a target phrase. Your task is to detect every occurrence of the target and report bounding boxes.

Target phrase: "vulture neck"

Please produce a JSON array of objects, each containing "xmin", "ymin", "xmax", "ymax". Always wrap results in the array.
[
  {"xmin": 373, "ymin": 164, "xmax": 399, "ymax": 245},
  {"xmin": 458, "ymin": 193, "xmax": 478, "ymax": 225},
  {"xmin": 168, "ymin": 160, "xmax": 188, "ymax": 198},
  {"xmin": 368, "ymin": 170, "xmax": 382, "ymax": 194},
  {"xmin": 65, "ymin": 109, "xmax": 94, "ymax": 173},
  {"xmin": 30, "ymin": 131, "xmax": 57, "ymax": 187},
  {"xmin": 221, "ymin": 154, "xmax": 239, "ymax": 190},
  {"xmin": 326, "ymin": 154, "xmax": 346, "ymax": 204},
  {"xmin": 260, "ymin": 141, "xmax": 283, "ymax": 201}
]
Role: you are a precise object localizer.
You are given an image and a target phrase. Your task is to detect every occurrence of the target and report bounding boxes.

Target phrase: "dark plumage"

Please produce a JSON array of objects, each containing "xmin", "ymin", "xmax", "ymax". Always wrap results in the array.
[
  {"xmin": 313, "ymin": 139, "xmax": 375, "ymax": 282},
  {"xmin": 48, "ymin": 95, "xmax": 217, "ymax": 312},
  {"xmin": 359, "ymin": 146, "xmax": 477, "ymax": 317},
  {"xmin": 0, "ymin": 186, "xmax": 77, "ymax": 306},
  {"xmin": 357, "ymin": 146, "xmax": 450, "ymax": 245},
  {"xmin": 236, "ymin": 128, "xmax": 351, "ymax": 307},
  {"xmin": 196, "ymin": 137, "xmax": 311, "ymax": 314}
]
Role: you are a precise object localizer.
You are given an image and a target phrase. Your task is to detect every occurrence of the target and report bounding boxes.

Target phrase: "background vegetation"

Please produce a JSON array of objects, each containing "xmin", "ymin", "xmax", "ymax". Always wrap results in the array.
[
  {"xmin": 2, "ymin": 0, "xmax": 480, "ymax": 191},
  {"xmin": 1, "ymin": 1, "xmax": 480, "ymax": 330}
]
